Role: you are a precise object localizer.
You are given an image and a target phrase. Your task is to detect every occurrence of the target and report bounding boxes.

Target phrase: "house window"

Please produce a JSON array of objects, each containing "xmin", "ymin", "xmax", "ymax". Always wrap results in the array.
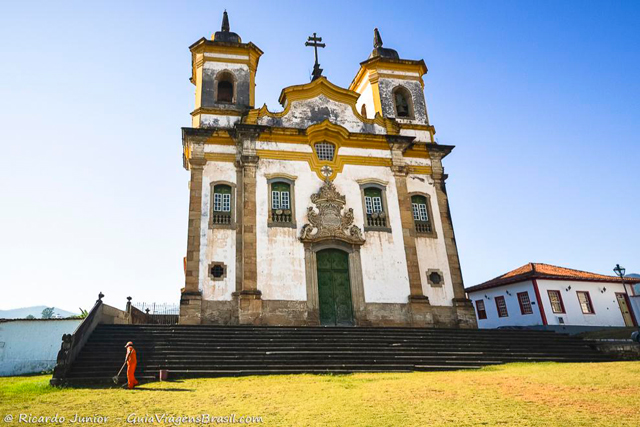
[
  {"xmin": 315, "ymin": 142, "xmax": 335, "ymax": 161},
  {"xmin": 475, "ymin": 300, "xmax": 487, "ymax": 320},
  {"xmin": 577, "ymin": 291, "xmax": 595, "ymax": 314},
  {"xmin": 216, "ymin": 72, "xmax": 234, "ymax": 103},
  {"xmin": 211, "ymin": 183, "xmax": 233, "ymax": 227},
  {"xmin": 548, "ymin": 290, "xmax": 565, "ymax": 314},
  {"xmin": 495, "ymin": 296, "xmax": 508, "ymax": 318},
  {"xmin": 411, "ymin": 195, "xmax": 433, "ymax": 234},
  {"xmin": 363, "ymin": 187, "xmax": 387, "ymax": 229},
  {"xmin": 268, "ymin": 177, "xmax": 296, "ymax": 227},
  {"xmin": 517, "ymin": 292, "xmax": 533, "ymax": 315},
  {"xmin": 393, "ymin": 86, "xmax": 413, "ymax": 118}
]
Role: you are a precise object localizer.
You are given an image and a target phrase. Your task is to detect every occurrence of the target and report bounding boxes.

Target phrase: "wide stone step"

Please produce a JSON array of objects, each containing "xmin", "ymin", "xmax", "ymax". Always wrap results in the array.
[{"xmin": 61, "ymin": 325, "xmax": 614, "ymax": 382}]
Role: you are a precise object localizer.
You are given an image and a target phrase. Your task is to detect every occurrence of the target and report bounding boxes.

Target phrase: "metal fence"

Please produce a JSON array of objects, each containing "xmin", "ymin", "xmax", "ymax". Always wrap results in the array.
[{"xmin": 132, "ymin": 302, "xmax": 179, "ymax": 325}]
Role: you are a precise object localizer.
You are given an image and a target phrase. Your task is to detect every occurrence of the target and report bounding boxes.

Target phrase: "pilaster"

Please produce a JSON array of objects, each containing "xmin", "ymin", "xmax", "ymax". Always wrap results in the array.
[
  {"xmin": 233, "ymin": 125, "xmax": 264, "ymax": 324},
  {"xmin": 389, "ymin": 142, "xmax": 428, "ymax": 303},
  {"xmin": 429, "ymin": 147, "xmax": 477, "ymax": 328},
  {"xmin": 180, "ymin": 152, "xmax": 206, "ymax": 325}
]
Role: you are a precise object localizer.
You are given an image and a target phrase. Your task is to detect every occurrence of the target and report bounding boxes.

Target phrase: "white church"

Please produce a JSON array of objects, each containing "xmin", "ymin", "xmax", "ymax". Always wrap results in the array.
[{"xmin": 179, "ymin": 12, "xmax": 476, "ymax": 328}]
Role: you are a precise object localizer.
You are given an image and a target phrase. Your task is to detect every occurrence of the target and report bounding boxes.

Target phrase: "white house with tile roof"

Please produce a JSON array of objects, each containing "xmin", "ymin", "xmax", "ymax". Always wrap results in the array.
[{"xmin": 465, "ymin": 263, "xmax": 640, "ymax": 329}]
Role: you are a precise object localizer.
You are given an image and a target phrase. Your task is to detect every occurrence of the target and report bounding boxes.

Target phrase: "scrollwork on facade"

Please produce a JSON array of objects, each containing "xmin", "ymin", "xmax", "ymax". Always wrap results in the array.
[{"xmin": 299, "ymin": 179, "xmax": 365, "ymax": 245}]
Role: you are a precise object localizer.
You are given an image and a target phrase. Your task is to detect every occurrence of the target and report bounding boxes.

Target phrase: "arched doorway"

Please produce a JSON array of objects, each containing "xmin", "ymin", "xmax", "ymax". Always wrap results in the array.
[{"xmin": 317, "ymin": 249, "xmax": 354, "ymax": 326}]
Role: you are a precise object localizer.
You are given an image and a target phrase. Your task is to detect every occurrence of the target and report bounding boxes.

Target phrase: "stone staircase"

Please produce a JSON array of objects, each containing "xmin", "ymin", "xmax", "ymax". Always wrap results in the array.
[{"xmin": 64, "ymin": 324, "xmax": 614, "ymax": 383}]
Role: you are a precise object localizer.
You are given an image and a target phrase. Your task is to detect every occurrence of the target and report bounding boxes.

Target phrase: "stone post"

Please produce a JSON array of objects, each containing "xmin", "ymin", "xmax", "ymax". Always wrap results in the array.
[
  {"xmin": 179, "ymin": 154, "xmax": 206, "ymax": 325},
  {"xmin": 429, "ymin": 148, "xmax": 477, "ymax": 328}
]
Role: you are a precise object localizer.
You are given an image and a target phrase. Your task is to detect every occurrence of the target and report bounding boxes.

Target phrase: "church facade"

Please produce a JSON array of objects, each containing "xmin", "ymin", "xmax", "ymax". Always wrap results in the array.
[{"xmin": 179, "ymin": 12, "xmax": 477, "ymax": 328}]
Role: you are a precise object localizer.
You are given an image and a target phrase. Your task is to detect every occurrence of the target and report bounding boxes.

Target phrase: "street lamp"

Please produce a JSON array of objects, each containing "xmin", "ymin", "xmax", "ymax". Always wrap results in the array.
[{"xmin": 613, "ymin": 264, "xmax": 626, "ymax": 279}]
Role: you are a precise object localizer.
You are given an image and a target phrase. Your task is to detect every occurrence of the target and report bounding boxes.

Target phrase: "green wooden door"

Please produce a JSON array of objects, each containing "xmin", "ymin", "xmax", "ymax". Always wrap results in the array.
[{"xmin": 317, "ymin": 249, "xmax": 354, "ymax": 326}]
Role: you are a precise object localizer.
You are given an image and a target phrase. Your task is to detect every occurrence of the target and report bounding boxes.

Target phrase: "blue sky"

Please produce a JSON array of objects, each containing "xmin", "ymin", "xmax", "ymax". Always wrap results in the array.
[{"xmin": 1, "ymin": 1, "xmax": 638, "ymax": 312}]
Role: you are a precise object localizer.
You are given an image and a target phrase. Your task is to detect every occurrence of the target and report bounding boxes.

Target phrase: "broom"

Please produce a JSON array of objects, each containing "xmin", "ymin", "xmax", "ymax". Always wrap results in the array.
[{"xmin": 112, "ymin": 360, "xmax": 127, "ymax": 384}]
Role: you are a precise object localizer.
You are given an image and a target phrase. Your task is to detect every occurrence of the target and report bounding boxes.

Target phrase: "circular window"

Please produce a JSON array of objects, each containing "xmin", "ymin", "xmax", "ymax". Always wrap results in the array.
[
  {"xmin": 428, "ymin": 271, "xmax": 442, "ymax": 286},
  {"xmin": 209, "ymin": 263, "xmax": 226, "ymax": 280}
]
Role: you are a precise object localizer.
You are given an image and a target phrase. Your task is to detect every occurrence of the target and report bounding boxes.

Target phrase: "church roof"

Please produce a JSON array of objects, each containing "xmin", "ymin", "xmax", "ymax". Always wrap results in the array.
[
  {"xmin": 212, "ymin": 10, "xmax": 241, "ymax": 44},
  {"xmin": 466, "ymin": 263, "xmax": 640, "ymax": 293},
  {"xmin": 369, "ymin": 28, "xmax": 399, "ymax": 60}
]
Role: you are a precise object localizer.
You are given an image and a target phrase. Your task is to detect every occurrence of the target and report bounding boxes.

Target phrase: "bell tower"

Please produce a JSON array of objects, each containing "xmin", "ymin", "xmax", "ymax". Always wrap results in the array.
[
  {"xmin": 350, "ymin": 29, "xmax": 430, "ymax": 129},
  {"xmin": 189, "ymin": 11, "xmax": 263, "ymax": 128}
]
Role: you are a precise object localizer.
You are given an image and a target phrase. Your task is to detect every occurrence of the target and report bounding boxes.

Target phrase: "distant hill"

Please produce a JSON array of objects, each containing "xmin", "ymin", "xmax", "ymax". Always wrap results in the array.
[{"xmin": 0, "ymin": 306, "xmax": 79, "ymax": 319}]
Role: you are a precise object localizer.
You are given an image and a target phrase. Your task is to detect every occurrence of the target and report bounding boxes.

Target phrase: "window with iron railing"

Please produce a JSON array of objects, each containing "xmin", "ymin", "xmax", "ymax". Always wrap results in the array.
[
  {"xmin": 411, "ymin": 195, "xmax": 432, "ymax": 234},
  {"xmin": 271, "ymin": 182, "xmax": 292, "ymax": 224},
  {"xmin": 212, "ymin": 184, "xmax": 232, "ymax": 225},
  {"xmin": 364, "ymin": 187, "xmax": 387, "ymax": 228}
]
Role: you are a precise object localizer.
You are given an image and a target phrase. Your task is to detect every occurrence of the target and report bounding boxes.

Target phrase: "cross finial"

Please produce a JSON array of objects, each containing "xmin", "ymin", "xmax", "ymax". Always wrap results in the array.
[{"xmin": 305, "ymin": 32, "xmax": 326, "ymax": 81}]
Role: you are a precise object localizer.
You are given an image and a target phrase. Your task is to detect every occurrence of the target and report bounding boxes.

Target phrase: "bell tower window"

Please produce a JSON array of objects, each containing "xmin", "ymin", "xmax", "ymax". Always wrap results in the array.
[
  {"xmin": 393, "ymin": 86, "xmax": 413, "ymax": 118},
  {"xmin": 216, "ymin": 72, "xmax": 235, "ymax": 103}
]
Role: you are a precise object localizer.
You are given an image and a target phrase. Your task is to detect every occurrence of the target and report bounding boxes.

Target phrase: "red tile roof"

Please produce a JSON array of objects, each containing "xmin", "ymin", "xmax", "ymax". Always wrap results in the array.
[{"xmin": 466, "ymin": 263, "xmax": 640, "ymax": 293}]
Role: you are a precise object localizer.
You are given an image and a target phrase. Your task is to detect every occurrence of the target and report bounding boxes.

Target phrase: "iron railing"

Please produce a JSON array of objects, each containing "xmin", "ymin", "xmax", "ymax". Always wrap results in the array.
[{"xmin": 132, "ymin": 302, "xmax": 179, "ymax": 325}]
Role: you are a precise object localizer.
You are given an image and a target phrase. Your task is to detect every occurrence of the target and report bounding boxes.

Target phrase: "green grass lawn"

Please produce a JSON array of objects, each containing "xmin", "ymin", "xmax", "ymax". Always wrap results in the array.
[{"xmin": 1, "ymin": 362, "xmax": 639, "ymax": 426}]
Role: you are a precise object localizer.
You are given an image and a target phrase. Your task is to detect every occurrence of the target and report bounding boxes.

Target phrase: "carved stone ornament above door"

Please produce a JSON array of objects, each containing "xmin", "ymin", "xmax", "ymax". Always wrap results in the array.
[{"xmin": 300, "ymin": 179, "xmax": 365, "ymax": 245}]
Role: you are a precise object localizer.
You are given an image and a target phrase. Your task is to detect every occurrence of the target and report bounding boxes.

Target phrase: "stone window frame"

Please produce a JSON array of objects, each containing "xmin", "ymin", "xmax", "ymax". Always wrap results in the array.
[
  {"xmin": 214, "ymin": 70, "xmax": 237, "ymax": 104},
  {"xmin": 408, "ymin": 192, "xmax": 437, "ymax": 238},
  {"xmin": 209, "ymin": 181, "xmax": 236, "ymax": 230},
  {"xmin": 392, "ymin": 85, "xmax": 415, "ymax": 120},
  {"xmin": 426, "ymin": 269, "xmax": 444, "ymax": 287},
  {"xmin": 357, "ymin": 179, "xmax": 392, "ymax": 233},
  {"xmin": 266, "ymin": 174, "xmax": 297, "ymax": 229},
  {"xmin": 208, "ymin": 261, "xmax": 227, "ymax": 281}
]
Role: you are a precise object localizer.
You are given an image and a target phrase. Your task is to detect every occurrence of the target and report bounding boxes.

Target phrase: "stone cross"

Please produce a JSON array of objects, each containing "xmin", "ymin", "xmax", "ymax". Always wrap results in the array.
[{"xmin": 305, "ymin": 32, "xmax": 325, "ymax": 81}]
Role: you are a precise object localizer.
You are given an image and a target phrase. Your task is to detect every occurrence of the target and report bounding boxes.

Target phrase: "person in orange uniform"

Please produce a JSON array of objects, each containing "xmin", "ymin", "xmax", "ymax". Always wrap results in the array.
[{"xmin": 124, "ymin": 341, "xmax": 139, "ymax": 389}]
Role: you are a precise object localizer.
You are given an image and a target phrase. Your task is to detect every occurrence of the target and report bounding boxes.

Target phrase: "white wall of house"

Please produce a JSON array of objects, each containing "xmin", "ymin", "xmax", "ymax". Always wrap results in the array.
[
  {"xmin": 0, "ymin": 319, "xmax": 82, "ymax": 377},
  {"xmin": 537, "ymin": 279, "xmax": 628, "ymax": 327},
  {"xmin": 468, "ymin": 279, "xmax": 635, "ymax": 328},
  {"xmin": 468, "ymin": 281, "xmax": 543, "ymax": 329}
]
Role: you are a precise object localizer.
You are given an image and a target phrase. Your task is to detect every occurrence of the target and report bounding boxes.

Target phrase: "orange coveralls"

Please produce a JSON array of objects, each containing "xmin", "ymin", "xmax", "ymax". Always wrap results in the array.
[{"xmin": 126, "ymin": 346, "xmax": 139, "ymax": 389}]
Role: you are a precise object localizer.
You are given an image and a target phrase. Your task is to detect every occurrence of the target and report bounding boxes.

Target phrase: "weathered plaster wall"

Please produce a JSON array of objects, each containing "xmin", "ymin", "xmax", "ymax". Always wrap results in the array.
[
  {"xmin": 405, "ymin": 174, "xmax": 455, "ymax": 306},
  {"xmin": 0, "ymin": 319, "xmax": 82, "ymax": 376},
  {"xmin": 258, "ymin": 95, "xmax": 386, "ymax": 134},
  {"xmin": 378, "ymin": 78, "xmax": 428, "ymax": 124},
  {"xmin": 335, "ymin": 164, "xmax": 411, "ymax": 303},
  {"xmin": 201, "ymin": 161, "xmax": 237, "ymax": 301},
  {"xmin": 256, "ymin": 159, "xmax": 309, "ymax": 301},
  {"xmin": 399, "ymin": 128, "xmax": 431, "ymax": 143},
  {"xmin": 199, "ymin": 114, "xmax": 241, "ymax": 129},
  {"xmin": 201, "ymin": 61, "xmax": 251, "ymax": 109}
]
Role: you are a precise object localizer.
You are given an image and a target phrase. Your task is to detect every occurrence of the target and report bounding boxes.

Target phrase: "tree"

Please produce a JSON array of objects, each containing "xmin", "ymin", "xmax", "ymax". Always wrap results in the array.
[
  {"xmin": 41, "ymin": 307, "xmax": 55, "ymax": 319},
  {"xmin": 26, "ymin": 314, "xmax": 35, "ymax": 319},
  {"xmin": 69, "ymin": 308, "xmax": 88, "ymax": 319}
]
